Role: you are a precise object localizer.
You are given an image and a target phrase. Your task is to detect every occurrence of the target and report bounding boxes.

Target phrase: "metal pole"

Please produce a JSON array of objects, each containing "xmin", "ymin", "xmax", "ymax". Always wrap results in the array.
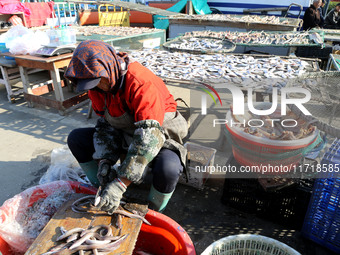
[
  {"xmin": 187, "ymin": 0, "xmax": 193, "ymax": 15},
  {"xmin": 324, "ymin": 0, "xmax": 330, "ymax": 16}
]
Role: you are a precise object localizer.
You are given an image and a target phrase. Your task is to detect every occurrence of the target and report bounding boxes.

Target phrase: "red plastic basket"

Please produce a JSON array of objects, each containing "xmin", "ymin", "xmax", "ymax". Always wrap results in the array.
[{"xmin": 225, "ymin": 107, "xmax": 319, "ymax": 173}]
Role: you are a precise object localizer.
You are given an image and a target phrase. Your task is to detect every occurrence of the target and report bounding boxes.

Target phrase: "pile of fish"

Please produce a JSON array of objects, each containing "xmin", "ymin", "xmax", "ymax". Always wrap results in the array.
[
  {"xmin": 165, "ymin": 37, "xmax": 226, "ymax": 51},
  {"xmin": 184, "ymin": 30, "xmax": 323, "ymax": 45},
  {"xmin": 130, "ymin": 49, "xmax": 314, "ymax": 89},
  {"xmin": 43, "ymin": 225, "xmax": 128, "ymax": 254},
  {"xmin": 169, "ymin": 14, "xmax": 291, "ymax": 25},
  {"xmin": 230, "ymin": 106, "xmax": 317, "ymax": 140},
  {"xmin": 75, "ymin": 26, "xmax": 161, "ymax": 37},
  {"xmin": 41, "ymin": 196, "xmax": 151, "ymax": 254}
]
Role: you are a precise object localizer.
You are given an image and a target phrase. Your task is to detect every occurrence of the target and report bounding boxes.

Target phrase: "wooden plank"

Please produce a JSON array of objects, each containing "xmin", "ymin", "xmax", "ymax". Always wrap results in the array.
[
  {"xmin": 62, "ymin": 92, "xmax": 89, "ymax": 109},
  {"xmin": 23, "ymin": 91, "xmax": 89, "ymax": 111},
  {"xmin": 13, "ymin": 53, "xmax": 73, "ymax": 66},
  {"xmin": 25, "ymin": 193, "xmax": 145, "ymax": 255}
]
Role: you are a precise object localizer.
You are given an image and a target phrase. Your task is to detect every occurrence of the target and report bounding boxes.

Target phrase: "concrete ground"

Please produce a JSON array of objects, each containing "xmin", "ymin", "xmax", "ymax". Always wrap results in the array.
[{"xmin": 0, "ymin": 79, "xmax": 338, "ymax": 255}]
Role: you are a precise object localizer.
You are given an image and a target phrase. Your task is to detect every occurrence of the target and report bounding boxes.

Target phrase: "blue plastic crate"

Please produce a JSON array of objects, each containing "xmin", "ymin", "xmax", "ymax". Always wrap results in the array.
[{"xmin": 302, "ymin": 139, "xmax": 340, "ymax": 253}]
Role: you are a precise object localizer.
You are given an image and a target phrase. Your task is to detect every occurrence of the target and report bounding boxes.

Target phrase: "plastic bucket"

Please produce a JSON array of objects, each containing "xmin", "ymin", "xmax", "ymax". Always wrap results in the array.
[
  {"xmin": 225, "ymin": 102, "xmax": 319, "ymax": 173},
  {"xmin": 0, "ymin": 181, "xmax": 195, "ymax": 255},
  {"xmin": 0, "ymin": 43, "xmax": 15, "ymax": 60},
  {"xmin": 135, "ymin": 210, "xmax": 196, "ymax": 255}
]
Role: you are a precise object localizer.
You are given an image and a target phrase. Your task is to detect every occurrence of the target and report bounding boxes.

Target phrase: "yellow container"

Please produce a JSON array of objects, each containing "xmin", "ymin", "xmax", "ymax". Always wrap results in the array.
[{"xmin": 98, "ymin": 4, "xmax": 130, "ymax": 27}]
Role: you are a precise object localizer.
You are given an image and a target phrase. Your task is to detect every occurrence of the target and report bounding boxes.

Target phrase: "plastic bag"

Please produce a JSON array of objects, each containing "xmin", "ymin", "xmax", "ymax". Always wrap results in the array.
[
  {"xmin": 0, "ymin": 181, "xmax": 75, "ymax": 253},
  {"xmin": 0, "ymin": 25, "xmax": 30, "ymax": 43},
  {"xmin": 0, "ymin": 25, "xmax": 50, "ymax": 55},
  {"xmin": 39, "ymin": 145, "xmax": 91, "ymax": 185},
  {"xmin": 7, "ymin": 29, "xmax": 49, "ymax": 55}
]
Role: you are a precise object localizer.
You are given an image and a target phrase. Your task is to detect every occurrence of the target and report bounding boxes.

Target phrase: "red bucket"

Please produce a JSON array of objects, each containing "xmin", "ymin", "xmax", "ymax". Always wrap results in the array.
[
  {"xmin": 0, "ymin": 181, "xmax": 195, "ymax": 255},
  {"xmin": 224, "ymin": 103, "xmax": 319, "ymax": 174}
]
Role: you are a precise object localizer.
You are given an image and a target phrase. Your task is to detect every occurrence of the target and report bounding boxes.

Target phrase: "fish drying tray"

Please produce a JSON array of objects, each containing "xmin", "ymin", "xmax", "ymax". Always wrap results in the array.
[{"xmin": 162, "ymin": 36, "xmax": 236, "ymax": 55}]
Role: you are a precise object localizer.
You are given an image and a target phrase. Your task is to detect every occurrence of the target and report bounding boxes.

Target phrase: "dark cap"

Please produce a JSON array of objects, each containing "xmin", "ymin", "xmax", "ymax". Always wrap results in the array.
[
  {"xmin": 76, "ymin": 78, "xmax": 101, "ymax": 92},
  {"xmin": 337, "ymin": 3, "xmax": 340, "ymax": 6}
]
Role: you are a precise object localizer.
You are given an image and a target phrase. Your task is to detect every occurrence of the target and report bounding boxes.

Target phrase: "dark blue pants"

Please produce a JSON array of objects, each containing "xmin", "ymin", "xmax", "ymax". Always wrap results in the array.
[{"xmin": 67, "ymin": 128, "xmax": 183, "ymax": 193}]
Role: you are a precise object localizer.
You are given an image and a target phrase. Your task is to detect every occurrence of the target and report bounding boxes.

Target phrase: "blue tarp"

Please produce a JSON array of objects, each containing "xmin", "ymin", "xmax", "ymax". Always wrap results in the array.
[
  {"xmin": 192, "ymin": 0, "xmax": 212, "ymax": 15},
  {"xmin": 153, "ymin": 0, "xmax": 212, "ymax": 30},
  {"xmin": 153, "ymin": 0, "xmax": 187, "ymax": 30}
]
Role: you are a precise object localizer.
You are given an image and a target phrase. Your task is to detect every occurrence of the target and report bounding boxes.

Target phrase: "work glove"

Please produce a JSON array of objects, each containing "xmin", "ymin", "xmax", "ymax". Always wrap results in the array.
[
  {"xmin": 116, "ymin": 120, "xmax": 165, "ymax": 183},
  {"xmin": 96, "ymin": 178, "xmax": 126, "ymax": 214},
  {"xmin": 97, "ymin": 159, "xmax": 116, "ymax": 186}
]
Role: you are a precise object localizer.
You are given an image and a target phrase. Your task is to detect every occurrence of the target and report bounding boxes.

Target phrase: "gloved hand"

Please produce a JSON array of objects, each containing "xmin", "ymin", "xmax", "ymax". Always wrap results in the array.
[
  {"xmin": 97, "ymin": 159, "xmax": 116, "ymax": 186},
  {"xmin": 96, "ymin": 178, "xmax": 126, "ymax": 214}
]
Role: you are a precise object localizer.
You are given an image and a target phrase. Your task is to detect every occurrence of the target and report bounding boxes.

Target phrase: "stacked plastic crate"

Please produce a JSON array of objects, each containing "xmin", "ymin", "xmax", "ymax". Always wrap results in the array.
[{"xmin": 302, "ymin": 138, "xmax": 340, "ymax": 253}]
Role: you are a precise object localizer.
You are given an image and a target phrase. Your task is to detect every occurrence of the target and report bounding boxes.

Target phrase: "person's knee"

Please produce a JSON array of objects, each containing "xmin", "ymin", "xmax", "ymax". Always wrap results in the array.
[
  {"xmin": 67, "ymin": 129, "xmax": 80, "ymax": 150},
  {"xmin": 162, "ymin": 160, "xmax": 182, "ymax": 181},
  {"xmin": 152, "ymin": 150, "xmax": 183, "ymax": 193},
  {"xmin": 67, "ymin": 128, "xmax": 95, "ymax": 163}
]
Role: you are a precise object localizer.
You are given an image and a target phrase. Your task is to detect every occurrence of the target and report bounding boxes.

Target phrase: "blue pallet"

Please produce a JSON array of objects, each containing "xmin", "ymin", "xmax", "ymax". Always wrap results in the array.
[{"xmin": 302, "ymin": 139, "xmax": 340, "ymax": 253}]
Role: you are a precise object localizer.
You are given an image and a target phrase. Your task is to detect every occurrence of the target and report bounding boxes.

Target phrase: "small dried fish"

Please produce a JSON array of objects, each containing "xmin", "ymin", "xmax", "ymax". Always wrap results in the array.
[
  {"xmin": 70, "ymin": 234, "xmax": 128, "ymax": 252},
  {"xmin": 129, "ymin": 49, "xmax": 315, "ymax": 88},
  {"xmin": 41, "ymin": 242, "xmax": 70, "ymax": 255},
  {"xmin": 66, "ymin": 233, "xmax": 79, "ymax": 243},
  {"xmin": 57, "ymin": 228, "xmax": 85, "ymax": 242},
  {"xmin": 85, "ymin": 239, "xmax": 111, "ymax": 245},
  {"xmin": 70, "ymin": 232, "xmax": 95, "ymax": 250},
  {"xmin": 80, "ymin": 225, "xmax": 112, "ymax": 238},
  {"xmin": 168, "ymin": 14, "xmax": 291, "ymax": 25},
  {"xmin": 185, "ymin": 30, "xmax": 321, "ymax": 46},
  {"xmin": 110, "ymin": 210, "xmax": 151, "ymax": 225},
  {"xmin": 75, "ymin": 25, "xmax": 161, "ymax": 37},
  {"xmin": 47, "ymin": 225, "xmax": 128, "ymax": 255},
  {"xmin": 167, "ymin": 37, "xmax": 224, "ymax": 51}
]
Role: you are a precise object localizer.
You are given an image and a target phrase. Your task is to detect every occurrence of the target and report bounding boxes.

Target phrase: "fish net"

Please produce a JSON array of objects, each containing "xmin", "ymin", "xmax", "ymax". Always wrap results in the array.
[{"xmin": 285, "ymin": 71, "xmax": 340, "ymax": 138}]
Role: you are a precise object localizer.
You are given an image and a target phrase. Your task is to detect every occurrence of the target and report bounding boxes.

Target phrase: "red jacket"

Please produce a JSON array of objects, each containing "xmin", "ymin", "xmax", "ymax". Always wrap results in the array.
[{"xmin": 88, "ymin": 61, "xmax": 177, "ymax": 126}]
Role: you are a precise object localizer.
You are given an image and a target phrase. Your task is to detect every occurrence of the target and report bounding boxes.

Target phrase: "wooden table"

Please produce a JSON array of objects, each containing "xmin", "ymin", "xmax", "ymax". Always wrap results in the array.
[{"xmin": 12, "ymin": 53, "xmax": 88, "ymax": 115}]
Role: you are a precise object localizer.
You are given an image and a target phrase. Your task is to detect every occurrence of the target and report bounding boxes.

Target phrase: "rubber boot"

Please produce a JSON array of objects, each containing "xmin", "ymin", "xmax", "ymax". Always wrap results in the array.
[
  {"xmin": 148, "ymin": 185, "xmax": 174, "ymax": 213},
  {"xmin": 79, "ymin": 161, "xmax": 100, "ymax": 188}
]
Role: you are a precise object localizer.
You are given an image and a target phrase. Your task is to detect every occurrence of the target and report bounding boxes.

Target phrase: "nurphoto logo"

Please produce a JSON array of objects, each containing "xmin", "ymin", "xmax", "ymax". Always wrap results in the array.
[{"xmin": 200, "ymin": 84, "xmax": 312, "ymax": 128}]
